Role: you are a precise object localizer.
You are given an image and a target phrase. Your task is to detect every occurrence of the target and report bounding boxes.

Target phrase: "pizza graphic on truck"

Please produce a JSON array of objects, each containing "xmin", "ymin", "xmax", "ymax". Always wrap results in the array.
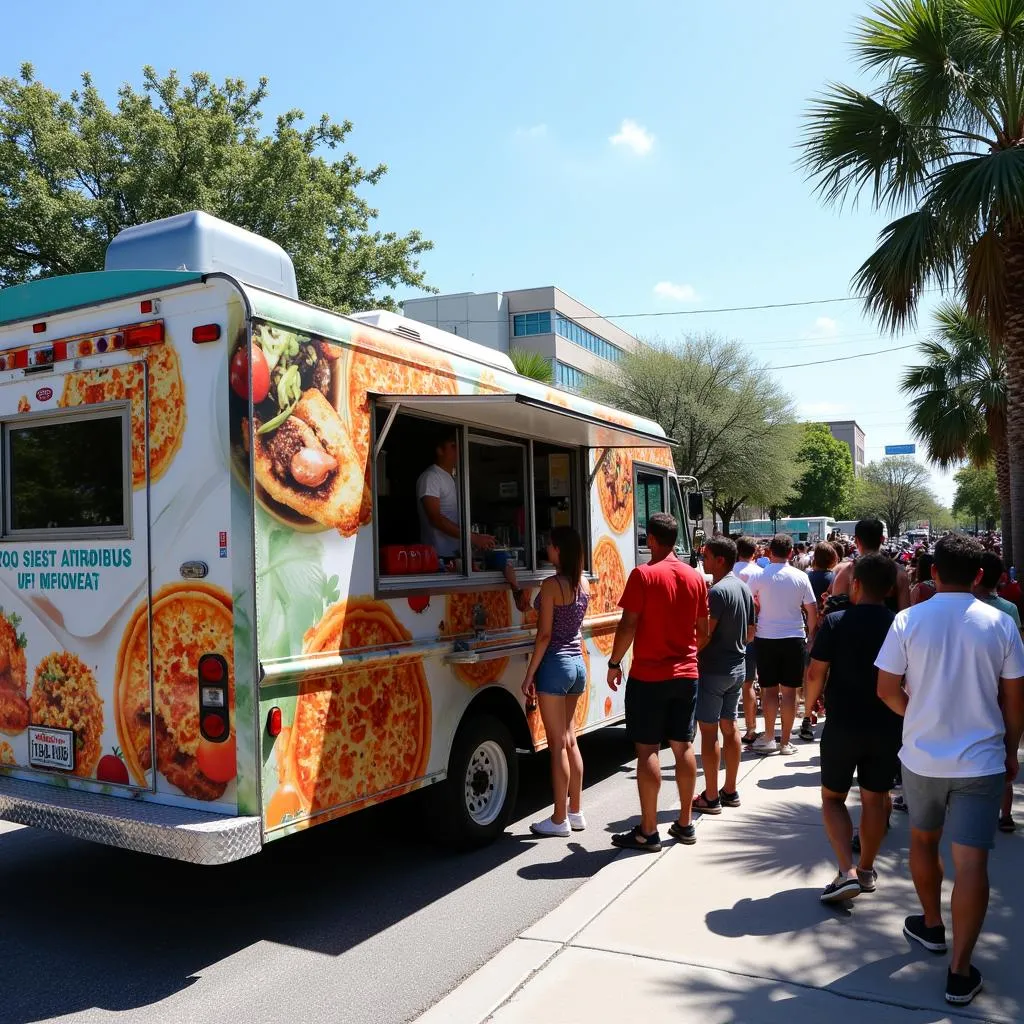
[{"xmin": 0, "ymin": 211, "xmax": 697, "ymax": 863}]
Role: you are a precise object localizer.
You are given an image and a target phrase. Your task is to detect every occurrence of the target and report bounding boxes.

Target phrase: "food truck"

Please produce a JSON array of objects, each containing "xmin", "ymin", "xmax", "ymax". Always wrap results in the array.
[{"xmin": 0, "ymin": 212, "xmax": 693, "ymax": 864}]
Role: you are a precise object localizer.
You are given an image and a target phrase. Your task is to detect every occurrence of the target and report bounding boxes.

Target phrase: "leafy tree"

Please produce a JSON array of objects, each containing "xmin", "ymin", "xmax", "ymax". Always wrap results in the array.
[
  {"xmin": 587, "ymin": 334, "xmax": 802, "ymax": 532},
  {"xmin": 784, "ymin": 422, "xmax": 854, "ymax": 519},
  {"xmin": 852, "ymin": 457, "xmax": 938, "ymax": 536},
  {"xmin": 953, "ymin": 464, "xmax": 1000, "ymax": 531},
  {"xmin": 0, "ymin": 64, "xmax": 433, "ymax": 310},
  {"xmin": 508, "ymin": 348, "xmax": 554, "ymax": 384},
  {"xmin": 800, "ymin": 0, "xmax": 1024, "ymax": 572},
  {"xmin": 900, "ymin": 302, "xmax": 1009, "ymax": 557}
]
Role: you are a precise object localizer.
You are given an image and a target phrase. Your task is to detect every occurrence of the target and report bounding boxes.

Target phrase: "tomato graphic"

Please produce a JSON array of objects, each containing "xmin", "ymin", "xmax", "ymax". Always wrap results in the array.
[
  {"xmin": 266, "ymin": 782, "xmax": 305, "ymax": 828},
  {"xmin": 96, "ymin": 750, "xmax": 130, "ymax": 785},
  {"xmin": 229, "ymin": 346, "xmax": 271, "ymax": 403},
  {"xmin": 197, "ymin": 735, "xmax": 237, "ymax": 784},
  {"xmin": 407, "ymin": 595, "xmax": 430, "ymax": 613}
]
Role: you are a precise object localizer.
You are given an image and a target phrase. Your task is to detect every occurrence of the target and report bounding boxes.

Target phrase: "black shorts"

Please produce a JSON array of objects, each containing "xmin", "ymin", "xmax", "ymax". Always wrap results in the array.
[
  {"xmin": 625, "ymin": 677, "xmax": 697, "ymax": 745},
  {"xmin": 754, "ymin": 637, "xmax": 805, "ymax": 688},
  {"xmin": 744, "ymin": 640, "xmax": 757, "ymax": 683},
  {"xmin": 820, "ymin": 721, "xmax": 901, "ymax": 794}
]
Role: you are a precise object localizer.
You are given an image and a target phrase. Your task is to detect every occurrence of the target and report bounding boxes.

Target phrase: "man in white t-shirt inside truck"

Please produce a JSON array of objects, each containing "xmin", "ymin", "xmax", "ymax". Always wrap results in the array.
[
  {"xmin": 749, "ymin": 533, "xmax": 818, "ymax": 756},
  {"xmin": 416, "ymin": 428, "xmax": 494, "ymax": 565},
  {"xmin": 876, "ymin": 533, "xmax": 1024, "ymax": 1009}
]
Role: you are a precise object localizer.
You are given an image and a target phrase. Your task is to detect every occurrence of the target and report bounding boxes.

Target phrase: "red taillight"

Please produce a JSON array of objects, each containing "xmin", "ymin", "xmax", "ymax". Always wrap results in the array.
[
  {"xmin": 199, "ymin": 655, "xmax": 225, "ymax": 683},
  {"xmin": 202, "ymin": 713, "xmax": 226, "ymax": 739},
  {"xmin": 191, "ymin": 323, "xmax": 221, "ymax": 344},
  {"xmin": 267, "ymin": 707, "xmax": 282, "ymax": 737},
  {"xmin": 140, "ymin": 300, "xmax": 154, "ymax": 314},
  {"xmin": 13, "ymin": 350, "xmax": 28, "ymax": 369},
  {"xmin": 124, "ymin": 321, "xmax": 164, "ymax": 348},
  {"xmin": 32, "ymin": 322, "xmax": 46, "ymax": 334}
]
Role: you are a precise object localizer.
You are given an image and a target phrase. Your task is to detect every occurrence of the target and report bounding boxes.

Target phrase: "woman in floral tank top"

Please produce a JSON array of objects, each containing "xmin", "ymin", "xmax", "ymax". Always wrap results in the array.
[{"xmin": 505, "ymin": 526, "xmax": 590, "ymax": 838}]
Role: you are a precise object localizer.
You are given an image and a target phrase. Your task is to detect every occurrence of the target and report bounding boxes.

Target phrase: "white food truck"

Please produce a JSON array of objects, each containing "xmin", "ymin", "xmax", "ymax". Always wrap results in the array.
[{"xmin": 0, "ymin": 212, "xmax": 696, "ymax": 863}]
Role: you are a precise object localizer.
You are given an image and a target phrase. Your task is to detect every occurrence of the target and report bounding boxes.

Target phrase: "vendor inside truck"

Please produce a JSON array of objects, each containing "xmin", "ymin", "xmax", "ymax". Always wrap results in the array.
[{"xmin": 416, "ymin": 426, "xmax": 495, "ymax": 562}]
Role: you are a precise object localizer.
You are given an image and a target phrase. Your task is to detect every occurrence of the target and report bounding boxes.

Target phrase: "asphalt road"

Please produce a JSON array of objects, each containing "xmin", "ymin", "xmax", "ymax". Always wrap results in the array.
[{"xmin": 0, "ymin": 725, "xmax": 679, "ymax": 1024}]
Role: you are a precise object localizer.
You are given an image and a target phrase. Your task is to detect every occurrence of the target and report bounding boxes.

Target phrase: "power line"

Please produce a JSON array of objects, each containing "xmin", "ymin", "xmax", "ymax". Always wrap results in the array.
[{"xmin": 765, "ymin": 342, "xmax": 919, "ymax": 370}]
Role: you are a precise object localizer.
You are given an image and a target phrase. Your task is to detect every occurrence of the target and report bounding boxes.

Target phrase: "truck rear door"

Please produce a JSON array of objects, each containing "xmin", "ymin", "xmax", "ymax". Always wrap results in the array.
[{"xmin": 0, "ymin": 356, "xmax": 154, "ymax": 792}]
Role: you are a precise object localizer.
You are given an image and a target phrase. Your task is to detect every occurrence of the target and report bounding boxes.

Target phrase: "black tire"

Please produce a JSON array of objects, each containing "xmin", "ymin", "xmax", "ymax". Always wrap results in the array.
[{"xmin": 428, "ymin": 713, "xmax": 519, "ymax": 847}]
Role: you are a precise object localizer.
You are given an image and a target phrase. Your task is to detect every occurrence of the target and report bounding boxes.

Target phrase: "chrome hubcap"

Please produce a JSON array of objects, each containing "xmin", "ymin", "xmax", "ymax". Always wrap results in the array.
[{"xmin": 464, "ymin": 739, "xmax": 508, "ymax": 826}]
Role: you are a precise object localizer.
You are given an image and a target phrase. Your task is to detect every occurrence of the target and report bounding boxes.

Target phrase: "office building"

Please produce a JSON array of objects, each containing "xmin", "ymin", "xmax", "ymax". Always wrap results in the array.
[
  {"xmin": 402, "ymin": 286, "xmax": 638, "ymax": 393},
  {"xmin": 824, "ymin": 420, "xmax": 866, "ymax": 474}
]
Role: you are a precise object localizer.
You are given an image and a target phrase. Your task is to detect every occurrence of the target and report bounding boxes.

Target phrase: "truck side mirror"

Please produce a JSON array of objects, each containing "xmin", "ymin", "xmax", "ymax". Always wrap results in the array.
[{"xmin": 687, "ymin": 492, "xmax": 704, "ymax": 520}]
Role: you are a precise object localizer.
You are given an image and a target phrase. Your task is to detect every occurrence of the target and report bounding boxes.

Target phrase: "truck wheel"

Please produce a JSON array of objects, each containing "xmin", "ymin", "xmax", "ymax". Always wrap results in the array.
[{"xmin": 430, "ymin": 714, "xmax": 519, "ymax": 847}]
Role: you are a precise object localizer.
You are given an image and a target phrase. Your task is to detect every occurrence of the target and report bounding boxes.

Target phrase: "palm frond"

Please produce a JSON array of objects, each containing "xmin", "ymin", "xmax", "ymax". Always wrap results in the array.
[
  {"xmin": 508, "ymin": 347, "xmax": 554, "ymax": 385},
  {"xmin": 800, "ymin": 84, "xmax": 941, "ymax": 210},
  {"xmin": 963, "ymin": 229, "xmax": 1007, "ymax": 337},
  {"xmin": 926, "ymin": 147, "xmax": 1024, "ymax": 230},
  {"xmin": 853, "ymin": 209, "xmax": 956, "ymax": 331}
]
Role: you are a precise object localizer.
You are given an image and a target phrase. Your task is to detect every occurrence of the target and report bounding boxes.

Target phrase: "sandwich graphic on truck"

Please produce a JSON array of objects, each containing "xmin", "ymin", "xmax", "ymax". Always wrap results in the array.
[{"xmin": 0, "ymin": 212, "xmax": 697, "ymax": 863}]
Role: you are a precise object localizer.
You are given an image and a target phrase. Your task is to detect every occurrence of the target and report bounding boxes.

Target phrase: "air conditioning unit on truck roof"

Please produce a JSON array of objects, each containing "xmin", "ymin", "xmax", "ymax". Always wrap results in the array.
[{"xmin": 0, "ymin": 211, "xmax": 687, "ymax": 865}]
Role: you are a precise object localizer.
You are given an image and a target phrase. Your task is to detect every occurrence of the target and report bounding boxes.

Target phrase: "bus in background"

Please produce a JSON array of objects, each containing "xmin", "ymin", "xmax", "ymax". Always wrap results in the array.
[{"xmin": 730, "ymin": 517, "xmax": 836, "ymax": 545}]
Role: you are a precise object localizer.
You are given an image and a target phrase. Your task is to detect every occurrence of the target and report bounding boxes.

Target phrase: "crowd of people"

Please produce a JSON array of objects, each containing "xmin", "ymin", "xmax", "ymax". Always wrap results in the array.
[{"xmin": 506, "ymin": 515, "xmax": 1024, "ymax": 1009}]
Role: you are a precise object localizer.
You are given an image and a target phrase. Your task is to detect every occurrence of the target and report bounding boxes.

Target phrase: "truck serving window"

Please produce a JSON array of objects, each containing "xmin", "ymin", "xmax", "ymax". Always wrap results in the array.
[
  {"xmin": 634, "ymin": 469, "xmax": 667, "ymax": 560},
  {"xmin": 3, "ymin": 406, "xmax": 131, "ymax": 538}
]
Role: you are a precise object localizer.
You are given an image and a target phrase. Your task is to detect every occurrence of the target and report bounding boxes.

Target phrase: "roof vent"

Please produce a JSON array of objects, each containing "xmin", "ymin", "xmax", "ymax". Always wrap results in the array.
[{"xmin": 104, "ymin": 211, "xmax": 298, "ymax": 299}]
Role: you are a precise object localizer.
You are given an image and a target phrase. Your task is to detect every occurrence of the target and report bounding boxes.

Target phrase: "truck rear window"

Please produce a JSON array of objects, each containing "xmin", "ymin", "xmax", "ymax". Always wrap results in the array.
[{"xmin": 4, "ymin": 407, "xmax": 130, "ymax": 537}]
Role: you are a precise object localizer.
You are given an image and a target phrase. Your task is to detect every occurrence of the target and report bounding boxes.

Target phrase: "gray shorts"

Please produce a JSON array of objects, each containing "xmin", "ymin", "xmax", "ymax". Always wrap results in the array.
[
  {"xmin": 901, "ymin": 766, "xmax": 1005, "ymax": 850},
  {"xmin": 696, "ymin": 670, "xmax": 744, "ymax": 725}
]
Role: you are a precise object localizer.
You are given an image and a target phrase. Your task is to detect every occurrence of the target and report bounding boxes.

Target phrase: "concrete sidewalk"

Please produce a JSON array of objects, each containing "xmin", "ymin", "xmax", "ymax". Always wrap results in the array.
[{"xmin": 417, "ymin": 739, "xmax": 1023, "ymax": 1024}]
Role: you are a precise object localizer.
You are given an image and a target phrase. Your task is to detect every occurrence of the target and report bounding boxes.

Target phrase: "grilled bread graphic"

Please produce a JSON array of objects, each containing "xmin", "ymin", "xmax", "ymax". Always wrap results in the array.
[{"xmin": 246, "ymin": 388, "xmax": 368, "ymax": 536}]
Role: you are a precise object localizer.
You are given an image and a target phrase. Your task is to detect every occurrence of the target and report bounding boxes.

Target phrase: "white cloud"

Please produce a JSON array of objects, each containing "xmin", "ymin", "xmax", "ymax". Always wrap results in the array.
[
  {"xmin": 811, "ymin": 316, "xmax": 839, "ymax": 337},
  {"xmin": 653, "ymin": 281, "xmax": 700, "ymax": 303},
  {"xmin": 609, "ymin": 119, "xmax": 655, "ymax": 155},
  {"xmin": 513, "ymin": 123, "xmax": 548, "ymax": 140}
]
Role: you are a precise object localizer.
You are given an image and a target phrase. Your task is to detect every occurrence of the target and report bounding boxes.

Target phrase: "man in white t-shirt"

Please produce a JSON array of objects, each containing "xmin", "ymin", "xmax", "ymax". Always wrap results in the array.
[
  {"xmin": 876, "ymin": 533, "xmax": 1024, "ymax": 1008},
  {"xmin": 416, "ymin": 429, "xmax": 494, "ymax": 560},
  {"xmin": 749, "ymin": 534, "xmax": 818, "ymax": 756},
  {"xmin": 735, "ymin": 536, "xmax": 763, "ymax": 744}
]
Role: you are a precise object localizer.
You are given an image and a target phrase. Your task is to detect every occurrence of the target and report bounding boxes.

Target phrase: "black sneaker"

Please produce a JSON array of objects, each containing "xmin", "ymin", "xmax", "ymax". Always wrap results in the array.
[
  {"xmin": 904, "ymin": 914, "xmax": 947, "ymax": 953},
  {"xmin": 799, "ymin": 719, "xmax": 815, "ymax": 742},
  {"xmin": 820, "ymin": 872, "xmax": 861, "ymax": 903},
  {"xmin": 945, "ymin": 965, "xmax": 983, "ymax": 1005},
  {"xmin": 720, "ymin": 789, "xmax": 741, "ymax": 808},
  {"xmin": 668, "ymin": 821, "xmax": 697, "ymax": 845},
  {"xmin": 611, "ymin": 825, "xmax": 662, "ymax": 853}
]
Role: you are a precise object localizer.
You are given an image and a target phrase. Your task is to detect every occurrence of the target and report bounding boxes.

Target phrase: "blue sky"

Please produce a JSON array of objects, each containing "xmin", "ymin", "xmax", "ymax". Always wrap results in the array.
[{"xmin": 3, "ymin": 0, "xmax": 952, "ymax": 503}]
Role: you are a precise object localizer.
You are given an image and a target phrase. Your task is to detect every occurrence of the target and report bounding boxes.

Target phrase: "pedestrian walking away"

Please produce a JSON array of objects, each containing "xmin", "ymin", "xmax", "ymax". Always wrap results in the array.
[
  {"xmin": 972, "ymin": 550, "xmax": 1022, "ymax": 834},
  {"xmin": 695, "ymin": 537, "xmax": 755, "ymax": 813},
  {"xmin": 607, "ymin": 512, "xmax": 708, "ymax": 851},
  {"xmin": 876, "ymin": 534, "xmax": 1024, "ymax": 1008},
  {"xmin": 748, "ymin": 534, "xmax": 818, "ymax": 756},
  {"xmin": 735, "ymin": 536, "xmax": 763, "ymax": 744},
  {"xmin": 505, "ymin": 526, "xmax": 590, "ymax": 838},
  {"xmin": 803, "ymin": 554, "xmax": 899, "ymax": 904}
]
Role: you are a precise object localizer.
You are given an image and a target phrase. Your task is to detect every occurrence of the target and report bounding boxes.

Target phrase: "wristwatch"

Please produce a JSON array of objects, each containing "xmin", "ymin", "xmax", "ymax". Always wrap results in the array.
[{"xmin": 608, "ymin": 660, "xmax": 621, "ymax": 669}]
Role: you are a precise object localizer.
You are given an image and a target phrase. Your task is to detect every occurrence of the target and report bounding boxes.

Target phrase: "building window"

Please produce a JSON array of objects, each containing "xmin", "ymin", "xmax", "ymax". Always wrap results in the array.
[
  {"xmin": 512, "ymin": 311, "xmax": 552, "ymax": 337},
  {"xmin": 554, "ymin": 315, "xmax": 624, "ymax": 363},
  {"xmin": 554, "ymin": 362, "xmax": 593, "ymax": 393}
]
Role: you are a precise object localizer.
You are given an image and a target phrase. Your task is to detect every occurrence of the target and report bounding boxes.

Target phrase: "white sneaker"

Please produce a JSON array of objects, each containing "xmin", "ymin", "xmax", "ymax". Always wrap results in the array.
[
  {"xmin": 752, "ymin": 737, "xmax": 778, "ymax": 755},
  {"xmin": 778, "ymin": 742, "xmax": 797, "ymax": 756},
  {"xmin": 568, "ymin": 811, "xmax": 587, "ymax": 831},
  {"xmin": 530, "ymin": 816, "xmax": 571, "ymax": 837}
]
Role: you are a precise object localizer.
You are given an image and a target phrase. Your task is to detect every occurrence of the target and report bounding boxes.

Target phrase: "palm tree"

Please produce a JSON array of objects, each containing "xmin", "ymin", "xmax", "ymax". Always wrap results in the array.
[
  {"xmin": 800, "ymin": 0, "xmax": 1024, "ymax": 565},
  {"xmin": 508, "ymin": 347, "xmax": 554, "ymax": 385},
  {"xmin": 900, "ymin": 301, "xmax": 1010, "ymax": 558}
]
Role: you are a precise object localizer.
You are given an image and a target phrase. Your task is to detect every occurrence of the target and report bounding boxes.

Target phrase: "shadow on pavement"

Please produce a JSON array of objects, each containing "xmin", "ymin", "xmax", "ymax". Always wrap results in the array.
[
  {"xmin": 517, "ymin": 841, "xmax": 620, "ymax": 880},
  {"xmin": 706, "ymin": 886, "xmax": 853, "ymax": 937},
  {"xmin": 0, "ymin": 725, "xmax": 637, "ymax": 1023},
  {"xmin": 756, "ymin": 772, "xmax": 823, "ymax": 791}
]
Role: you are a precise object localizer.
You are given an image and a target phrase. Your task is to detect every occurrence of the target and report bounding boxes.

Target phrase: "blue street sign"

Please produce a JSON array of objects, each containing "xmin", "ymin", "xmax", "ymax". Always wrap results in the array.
[{"xmin": 884, "ymin": 444, "xmax": 916, "ymax": 455}]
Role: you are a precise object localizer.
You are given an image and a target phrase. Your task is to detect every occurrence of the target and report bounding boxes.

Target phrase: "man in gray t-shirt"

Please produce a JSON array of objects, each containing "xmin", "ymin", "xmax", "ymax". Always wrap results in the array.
[{"xmin": 694, "ymin": 537, "xmax": 755, "ymax": 812}]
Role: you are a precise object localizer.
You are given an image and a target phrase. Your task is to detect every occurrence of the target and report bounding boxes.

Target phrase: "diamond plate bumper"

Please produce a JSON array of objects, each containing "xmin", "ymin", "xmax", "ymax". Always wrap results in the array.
[{"xmin": 0, "ymin": 774, "xmax": 263, "ymax": 865}]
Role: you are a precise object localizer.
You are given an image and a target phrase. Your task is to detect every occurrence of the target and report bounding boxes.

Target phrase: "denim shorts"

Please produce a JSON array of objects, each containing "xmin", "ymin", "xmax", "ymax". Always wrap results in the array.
[
  {"xmin": 901, "ymin": 766, "xmax": 1005, "ymax": 850},
  {"xmin": 696, "ymin": 669, "xmax": 744, "ymax": 725},
  {"xmin": 535, "ymin": 650, "xmax": 587, "ymax": 696}
]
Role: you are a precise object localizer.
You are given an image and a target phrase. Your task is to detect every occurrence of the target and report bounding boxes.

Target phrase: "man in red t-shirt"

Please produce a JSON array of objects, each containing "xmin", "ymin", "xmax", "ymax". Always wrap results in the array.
[{"xmin": 607, "ymin": 511, "xmax": 709, "ymax": 850}]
